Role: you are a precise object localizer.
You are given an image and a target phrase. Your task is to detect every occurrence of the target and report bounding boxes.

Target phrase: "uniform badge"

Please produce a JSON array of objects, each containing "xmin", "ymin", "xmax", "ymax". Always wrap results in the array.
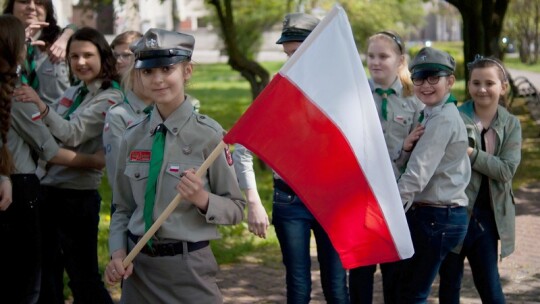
[
  {"xmin": 146, "ymin": 38, "xmax": 158, "ymax": 48},
  {"xmin": 224, "ymin": 146, "xmax": 233, "ymax": 166},
  {"xmin": 168, "ymin": 164, "xmax": 180, "ymax": 173},
  {"xmin": 182, "ymin": 145, "xmax": 192, "ymax": 155},
  {"xmin": 31, "ymin": 112, "xmax": 41, "ymax": 121},
  {"xmin": 104, "ymin": 123, "xmax": 110, "ymax": 132},
  {"xmin": 129, "ymin": 150, "xmax": 151, "ymax": 162},
  {"xmin": 60, "ymin": 97, "xmax": 73, "ymax": 108}
]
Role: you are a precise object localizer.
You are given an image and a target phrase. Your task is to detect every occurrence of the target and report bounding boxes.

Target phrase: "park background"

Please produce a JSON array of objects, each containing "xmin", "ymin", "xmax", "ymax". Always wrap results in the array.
[{"xmin": 2, "ymin": 0, "xmax": 539, "ymax": 302}]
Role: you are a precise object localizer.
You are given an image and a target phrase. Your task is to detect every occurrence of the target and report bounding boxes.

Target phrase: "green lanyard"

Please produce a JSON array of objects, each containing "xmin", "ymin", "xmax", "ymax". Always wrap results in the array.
[
  {"xmin": 64, "ymin": 85, "xmax": 89, "ymax": 120},
  {"xmin": 374, "ymin": 88, "xmax": 396, "ymax": 121}
]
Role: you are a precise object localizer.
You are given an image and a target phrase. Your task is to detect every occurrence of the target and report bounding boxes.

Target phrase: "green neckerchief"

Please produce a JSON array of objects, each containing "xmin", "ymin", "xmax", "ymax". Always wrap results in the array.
[
  {"xmin": 418, "ymin": 94, "xmax": 457, "ymax": 123},
  {"xmin": 143, "ymin": 123, "xmax": 167, "ymax": 247},
  {"xmin": 64, "ymin": 85, "xmax": 89, "ymax": 120},
  {"xmin": 22, "ymin": 44, "xmax": 39, "ymax": 90},
  {"xmin": 374, "ymin": 88, "xmax": 396, "ymax": 121}
]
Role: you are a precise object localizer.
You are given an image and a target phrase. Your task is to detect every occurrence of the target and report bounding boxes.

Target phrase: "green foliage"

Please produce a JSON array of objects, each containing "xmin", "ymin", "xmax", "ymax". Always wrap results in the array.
[
  {"xmin": 205, "ymin": 0, "xmax": 285, "ymax": 60},
  {"xmin": 326, "ymin": 0, "xmax": 425, "ymax": 50},
  {"xmin": 408, "ymin": 41, "xmax": 466, "ymax": 80}
]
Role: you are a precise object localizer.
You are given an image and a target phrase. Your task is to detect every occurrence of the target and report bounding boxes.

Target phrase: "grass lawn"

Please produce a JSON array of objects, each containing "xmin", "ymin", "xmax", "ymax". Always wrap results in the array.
[{"xmin": 91, "ymin": 61, "xmax": 540, "ymax": 300}]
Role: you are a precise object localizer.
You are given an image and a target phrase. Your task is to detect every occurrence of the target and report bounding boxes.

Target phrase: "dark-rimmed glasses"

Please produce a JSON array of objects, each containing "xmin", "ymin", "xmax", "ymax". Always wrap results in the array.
[{"xmin": 412, "ymin": 72, "xmax": 450, "ymax": 86}]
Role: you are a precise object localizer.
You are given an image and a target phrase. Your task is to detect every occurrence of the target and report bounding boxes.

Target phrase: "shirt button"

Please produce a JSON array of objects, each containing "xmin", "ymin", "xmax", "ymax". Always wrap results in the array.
[
  {"xmin": 172, "ymin": 127, "xmax": 178, "ymax": 132},
  {"xmin": 135, "ymin": 172, "xmax": 140, "ymax": 178},
  {"xmin": 209, "ymin": 216, "xmax": 215, "ymax": 221}
]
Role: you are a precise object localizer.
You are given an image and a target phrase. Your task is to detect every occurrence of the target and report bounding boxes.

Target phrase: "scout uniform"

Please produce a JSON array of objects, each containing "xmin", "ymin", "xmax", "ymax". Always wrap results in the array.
[
  {"xmin": 369, "ymin": 77, "xmax": 424, "ymax": 177},
  {"xmin": 32, "ymin": 47, "xmax": 71, "ymax": 107},
  {"xmin": 0, "ymin": 101, "xmax": 60, "ymax": 304},
  {"xmin": 272, "ymin": 14, "xmax": 349, "ymax": 304},
  {"xmin": 38, "ymin": 78, "xmax": 122, "ymax": 304},
  {"xmin": 108, "ymin": 28, "xmax": 245, "ymax": 303},
  {"xmin": 232, "ymin": 143, "xmax": 257, "ymax": 190},
  {"xmin": 104, "ymin": 90, "xmax": 200, "ymax": 190},
  {"xmin": 396, "ymin": 47, "xmax": 471, "ymax": 302}
]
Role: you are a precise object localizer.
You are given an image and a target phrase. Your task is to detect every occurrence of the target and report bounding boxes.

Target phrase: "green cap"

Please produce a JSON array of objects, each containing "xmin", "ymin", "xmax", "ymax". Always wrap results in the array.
[
  {"xmin": 133, "ymin": 28, "xmax": 194, "ymax": 69},
  {"xmin": 276, "ymin": 13, "xmax": 319, "ymax": 44},
  {"xmin": 409, "ymin": 47, "xmax": 456, "ymax": 78}
]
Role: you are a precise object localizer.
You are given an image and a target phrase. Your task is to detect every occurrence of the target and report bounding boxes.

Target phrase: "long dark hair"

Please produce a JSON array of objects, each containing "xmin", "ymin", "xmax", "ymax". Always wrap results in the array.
[
  {"xmin": 66, "ymin": 27, "xmax": 119, "ymax": 86},
  {"xmin": 0, "ymin": 15, "xmax": 25, "ymax": 175},
  {"xmin": 3, "ymin": 0, "xmax": 61, "ymax": 46}
]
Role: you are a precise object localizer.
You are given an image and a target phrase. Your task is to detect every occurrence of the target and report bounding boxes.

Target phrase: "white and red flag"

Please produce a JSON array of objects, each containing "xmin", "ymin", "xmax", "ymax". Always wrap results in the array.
[{"xmin": 223, "ymin": 5, "xmax": 413, "ymax": 268}]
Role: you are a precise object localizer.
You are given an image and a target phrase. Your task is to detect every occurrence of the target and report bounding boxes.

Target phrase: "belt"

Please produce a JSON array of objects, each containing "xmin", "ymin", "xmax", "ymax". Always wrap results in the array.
[
  {"xmin": 273, "ymin": 178, "xmax": 296, "ymax": 196},
  {"xmin": 128, "ymin": 231, "xmax": 209, "ymax": 257},
  {"xmin": 413, "ymin": 202, "xmax": 462, "ymax": 209}
]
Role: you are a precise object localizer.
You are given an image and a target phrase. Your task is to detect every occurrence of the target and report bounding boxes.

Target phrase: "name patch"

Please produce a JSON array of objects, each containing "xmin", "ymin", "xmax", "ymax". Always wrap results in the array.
[{"xmin": 129, "ymin": 150, "xmax": 151, "ymax": 162}]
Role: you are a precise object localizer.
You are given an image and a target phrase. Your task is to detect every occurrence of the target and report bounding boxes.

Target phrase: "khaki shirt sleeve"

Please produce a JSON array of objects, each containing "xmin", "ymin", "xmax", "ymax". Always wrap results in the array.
[
  {"xmin": 470, "ymin": 116, "xmax": 522, "ymax": 182},
  {"xmin": 232, "ymin": 143, "xmax": 257, "ymax": 190},
  {"xmin": 43, "ymin": 89, "xmax": 123, "ymax": 147},
  {"xmin": 11, "ymin": 101, "xmax": 59, "ymax": 162},
  {"xmin": 103, "ymin": 108, "xmax": 127, "ymax": 188},
  {"xmin": 109, "ymin": 135, "xmax": 134, "ymax": 254},
  {"xmin": 204, "ymin": 135, "xmax": 245, "ymax": 225},
  {"xmin": 397, "ymin": 114, "xmax": 453, "ymax": 206}
]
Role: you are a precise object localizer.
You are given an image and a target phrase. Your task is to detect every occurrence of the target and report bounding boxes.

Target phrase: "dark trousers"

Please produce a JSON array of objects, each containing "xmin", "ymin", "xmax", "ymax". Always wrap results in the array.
[
  {"xmin": 272, "ymin": 188, "xmax": 349, "ymax": 304},
  {"xmin": 399, "ymin": 206, "xmax": 468, "ymax": 304},
  {"xmin": 439, "ymin": 208, "xmax": 505, "ymax": 304},
  {"xmin": 0, "ymin": 174, "xmax": 41, "ymax": 304},
  {"xmin": 349, "ymin": 261, "xmax": 403, "ymax": 304},
  {"xmin": 38, "ymin": 186, "xmax": 112, "ymax": 304}
]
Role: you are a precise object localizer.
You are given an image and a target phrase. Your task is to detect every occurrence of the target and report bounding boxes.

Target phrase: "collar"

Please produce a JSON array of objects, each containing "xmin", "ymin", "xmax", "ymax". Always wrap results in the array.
[
  {"xmin": 371, "ymin": 77, "xmax": 403, "ymax": 97},
  {"xmin": 85, "ymin": 79, "xmax": 104, "ymax": 94},
  {"xmin": 126, "ymin": 90, "xmax": 150, "ymax": 114},
  {"xmin": 149, "ymin": 96, "xmax": 193, "ymax": 136}
]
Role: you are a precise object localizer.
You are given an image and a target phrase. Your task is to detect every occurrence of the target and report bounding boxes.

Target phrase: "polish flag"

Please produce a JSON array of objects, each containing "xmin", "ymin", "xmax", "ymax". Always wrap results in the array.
[{"xmin": 223, "ymin": 6, "xmax": 413, "ymax": 268}]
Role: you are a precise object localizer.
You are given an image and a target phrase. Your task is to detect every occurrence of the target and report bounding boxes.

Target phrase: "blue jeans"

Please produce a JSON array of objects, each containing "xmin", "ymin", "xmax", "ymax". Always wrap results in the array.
[
  {"xmin": 439, "ymin": 208, "xmax": 505, "ymax": 304},
  {"xmin": 349, "ymin": 261, "xmax": 403, "ymax": 304},
  {"xmin": 399, "ymin": 206, "xmax": 468, "ymax": 304},
  {"xmin": 272, "ymin": 188, "xmax": 349, "ymax": 304}
]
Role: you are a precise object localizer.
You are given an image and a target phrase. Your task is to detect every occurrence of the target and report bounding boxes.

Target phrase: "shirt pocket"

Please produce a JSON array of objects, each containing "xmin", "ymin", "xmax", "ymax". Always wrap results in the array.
[
  {"xmin": 390, "ymin": 111, "xmax": 415, "ymax": 138},
  {"xmin": 124, "ymin": 163, "xmax": 149, "ymax": 204}
]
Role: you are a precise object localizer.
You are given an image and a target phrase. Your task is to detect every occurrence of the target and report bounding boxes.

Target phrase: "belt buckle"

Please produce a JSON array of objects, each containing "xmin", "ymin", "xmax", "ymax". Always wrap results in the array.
[{"xmin": 159, "ymin": 243, "xmax": 178, "ymax": 256}]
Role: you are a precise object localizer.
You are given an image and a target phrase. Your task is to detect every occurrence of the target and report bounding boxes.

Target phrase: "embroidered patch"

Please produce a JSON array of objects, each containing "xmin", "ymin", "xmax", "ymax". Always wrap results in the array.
[
  {"xmin": 224, "ymin": 146, "xmax": 233, "ymax": 166},
  {"xmin": 107, "ymin": 99, "xmax": 116, "ymax": 105},
  {"xmin": 395, "ymin": 115, "xmax": 404, "ymax": 122},
  {"xmin": 168, "ymin": 164, "xmax": 180, "ymax": 173},
  {"xmin": 31, "ymin": 112, "xmax": 41, "ymax": 121},
  {"xmin": 129, "ymin": 150, "xmax": 151, "ymax": 162},
  {"xmin": 104, "ymin": 123, "xmax": 110, "ymax": 132},
  {"xmin": 127, "ymin": 120, "xmax": 133, "ymax": 126},
  {"xmin": 60, "ymin": 97, "xmax": 73, "ymax": 108}
]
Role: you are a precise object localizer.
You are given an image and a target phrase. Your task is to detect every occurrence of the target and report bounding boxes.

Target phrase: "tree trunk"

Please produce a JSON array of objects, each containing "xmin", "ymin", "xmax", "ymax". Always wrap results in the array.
[{"xmin": 208, "ymin": 0, "xmax": 270, "ymax": 100}]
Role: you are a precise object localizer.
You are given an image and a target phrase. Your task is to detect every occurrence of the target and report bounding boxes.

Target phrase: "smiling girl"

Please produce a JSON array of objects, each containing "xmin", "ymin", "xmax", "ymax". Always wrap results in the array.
[
  {"xmin": 349, "ymin": 31, "xmax": 424, "ymax": 304},
  {"xmin": 438, "ymin": 56, "xmax": 522, "ymax": 304},
  {"xmin": 14, "ymin": 27, "xmax": 122, "ymax": 303},
  {"xmin": 105, "ymin": 28, "xmax": 244, "ymax": 303}
]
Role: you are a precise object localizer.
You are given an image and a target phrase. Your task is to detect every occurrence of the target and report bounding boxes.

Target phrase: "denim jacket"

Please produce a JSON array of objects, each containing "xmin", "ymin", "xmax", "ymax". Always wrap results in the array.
[{"xmin": 458, "ymin": 100, "xmax": 522, "ymax": 258}]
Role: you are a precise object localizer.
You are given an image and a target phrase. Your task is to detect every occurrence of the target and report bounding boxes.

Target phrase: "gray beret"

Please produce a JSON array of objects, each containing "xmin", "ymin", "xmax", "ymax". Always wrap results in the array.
[
  {"xmin": 133, "ymin": 28, "xmax": 195, "ymax": 69},
  {"xmin": 276, "ymin": 13, "xmax": 319, "ymax": 44},
  {"xmin": 409, "ymin": 47, "xmax": 456, "ymax": 78}
]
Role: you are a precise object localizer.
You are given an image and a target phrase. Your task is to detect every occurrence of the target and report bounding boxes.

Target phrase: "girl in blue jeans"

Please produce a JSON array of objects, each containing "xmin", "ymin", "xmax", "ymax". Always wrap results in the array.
[
  {"xmin": 273, "ymin": 12, "xmax": 349, "ymax": 304},
  {"xmin": 438, "ymin": 56, "xmax": 522, "ymax": 304}
]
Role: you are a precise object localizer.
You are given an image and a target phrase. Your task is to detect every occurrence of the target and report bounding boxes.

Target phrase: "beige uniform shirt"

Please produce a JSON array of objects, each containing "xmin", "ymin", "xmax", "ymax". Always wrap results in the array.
[
  {"xmin": 2, "ymin": 101, "xmax": 59, "ymax": 174},
  {"xmin": 371, "ymin": 78, "xmax": 424, "ymax": 177},
  {"xmin": 397, "ymin": 94, "xmax": 471, "ymax": 207},
  {"xmin": 33, "ymin": 47, "xmax": 70, "ymax": 107},
  {"xmin": 109, "ymin": 99, "xmax": 245, "ymax": 253},
  {"xmin": 103, "ymin": 90, "xmax": 148, "ymax": 189},
  {"xmin": 40, "ymin": 80, "xmax": 123, "ymax": 189}
]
